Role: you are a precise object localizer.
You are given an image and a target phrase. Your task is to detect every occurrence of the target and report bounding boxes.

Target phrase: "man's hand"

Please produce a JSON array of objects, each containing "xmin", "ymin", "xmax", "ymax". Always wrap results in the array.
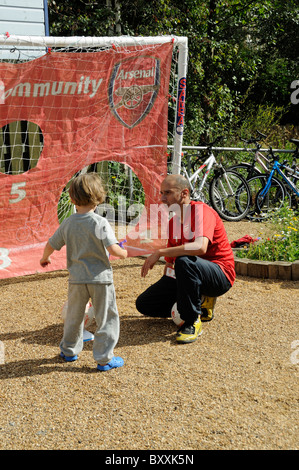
[{"xmin": 141, "ymin": 251, "xmax": 161, "ymax": 278}]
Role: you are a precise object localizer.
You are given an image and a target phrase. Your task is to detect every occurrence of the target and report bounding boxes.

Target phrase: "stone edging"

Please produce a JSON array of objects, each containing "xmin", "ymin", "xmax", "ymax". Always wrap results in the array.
[{"xmin": 234, "ymin": 251, "xmax": 299, "ymax": 281}]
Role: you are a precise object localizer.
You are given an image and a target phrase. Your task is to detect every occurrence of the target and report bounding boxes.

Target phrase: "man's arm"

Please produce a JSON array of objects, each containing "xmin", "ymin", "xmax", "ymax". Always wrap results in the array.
[{"xmin": 141, "ymin": 236, "xmax": 209, "ymax": 278}]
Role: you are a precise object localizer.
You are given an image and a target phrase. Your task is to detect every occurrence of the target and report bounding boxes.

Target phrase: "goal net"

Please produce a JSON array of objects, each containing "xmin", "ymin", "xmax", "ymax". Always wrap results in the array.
[{"xmin": 0, "ymin": 35, "xmax": 187, "ymax": 279}]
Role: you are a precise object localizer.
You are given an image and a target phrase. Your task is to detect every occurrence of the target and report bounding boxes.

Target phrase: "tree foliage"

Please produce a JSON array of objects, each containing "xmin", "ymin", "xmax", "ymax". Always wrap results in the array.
[{"xmin": 48, "ymin": 0, "xmax": 299, "ymax": 143}]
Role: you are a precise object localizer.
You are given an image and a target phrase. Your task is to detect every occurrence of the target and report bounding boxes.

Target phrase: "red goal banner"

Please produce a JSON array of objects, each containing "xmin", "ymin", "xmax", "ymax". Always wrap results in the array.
[{"xmin": 0, "ymin": 43, "xmax": 173, "ymax": 278}]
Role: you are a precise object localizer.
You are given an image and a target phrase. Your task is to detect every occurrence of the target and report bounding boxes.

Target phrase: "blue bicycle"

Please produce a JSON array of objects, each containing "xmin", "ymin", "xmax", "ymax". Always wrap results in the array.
[{"xmin": 247, "ymin": 140, "xmax": 299, "ymax": 218}]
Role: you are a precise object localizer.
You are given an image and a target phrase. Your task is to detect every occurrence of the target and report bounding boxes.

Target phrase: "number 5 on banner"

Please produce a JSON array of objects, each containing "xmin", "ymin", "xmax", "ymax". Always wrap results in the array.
[
  {"xmin": 0, "ymin": 248, "xmax": 12, "ymax": 269},
  {"xmin": 9, "ymin": 182, "xmax": 26, "ymax": 204}
]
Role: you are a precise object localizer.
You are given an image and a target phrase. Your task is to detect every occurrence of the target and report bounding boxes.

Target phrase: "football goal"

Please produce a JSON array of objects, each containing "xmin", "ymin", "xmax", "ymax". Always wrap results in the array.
[{"xmin": 0, "ymin": 34, "xmax": 188, "ymax": 278}]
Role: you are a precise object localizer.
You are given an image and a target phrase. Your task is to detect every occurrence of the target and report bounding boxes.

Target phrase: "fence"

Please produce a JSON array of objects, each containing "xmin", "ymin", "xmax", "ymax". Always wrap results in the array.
[
  {"xmin": 167, "ymin": 144, "xmax": 297, "ymax": 175},
  {"xmin": 169, "ymin": 145, "xmax": 295, "ymax": 153}
]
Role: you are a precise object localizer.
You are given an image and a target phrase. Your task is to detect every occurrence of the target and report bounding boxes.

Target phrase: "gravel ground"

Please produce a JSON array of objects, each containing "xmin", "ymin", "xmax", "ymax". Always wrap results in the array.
[{"xmin": 0, "ymin": 220, "xmax": 298, "ymax": 450}]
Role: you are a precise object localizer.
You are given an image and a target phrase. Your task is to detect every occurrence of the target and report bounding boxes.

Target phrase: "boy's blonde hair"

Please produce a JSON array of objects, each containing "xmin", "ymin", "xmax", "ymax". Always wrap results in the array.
[{"xmin": 69, "ymin": 173, "xmax": 106, "ymax": 207}]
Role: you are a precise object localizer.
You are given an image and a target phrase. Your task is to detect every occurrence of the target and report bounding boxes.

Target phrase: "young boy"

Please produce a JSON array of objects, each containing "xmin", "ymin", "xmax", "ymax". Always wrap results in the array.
[{"xmin": 40, "ymin": 173, "xmax": 127, "ymax": 371}]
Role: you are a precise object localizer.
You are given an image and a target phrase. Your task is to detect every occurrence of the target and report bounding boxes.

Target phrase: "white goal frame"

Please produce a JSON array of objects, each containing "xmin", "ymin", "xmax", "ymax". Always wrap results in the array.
[{"xmin": 0, "ymin": 34, "xmax": 188, "ymax": 174}]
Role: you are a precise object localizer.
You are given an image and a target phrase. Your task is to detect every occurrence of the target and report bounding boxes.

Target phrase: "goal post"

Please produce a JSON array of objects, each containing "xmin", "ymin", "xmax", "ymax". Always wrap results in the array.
[{"xmin": 0, "ymin": 34, "xmax": 188, "ymax": 278}]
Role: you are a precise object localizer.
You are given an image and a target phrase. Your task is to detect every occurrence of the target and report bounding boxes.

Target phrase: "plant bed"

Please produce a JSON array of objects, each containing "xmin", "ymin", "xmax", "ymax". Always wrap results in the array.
[{"xmin": 234, "ymin": 252, "xmax": 299, "ymax": 280}]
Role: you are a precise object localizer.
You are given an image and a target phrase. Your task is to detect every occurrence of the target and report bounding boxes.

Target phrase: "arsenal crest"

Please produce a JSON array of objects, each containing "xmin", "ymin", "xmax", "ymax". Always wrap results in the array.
[{"xmin": 108, "ymin": 56, "xmax": 160, "ymax": 129}]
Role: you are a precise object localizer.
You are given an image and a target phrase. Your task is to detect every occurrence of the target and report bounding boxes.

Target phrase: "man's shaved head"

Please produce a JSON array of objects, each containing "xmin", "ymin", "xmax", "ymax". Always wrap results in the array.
[{"xmin": 162, "ymin": 174, "xmax": 191, "ymax": 193}]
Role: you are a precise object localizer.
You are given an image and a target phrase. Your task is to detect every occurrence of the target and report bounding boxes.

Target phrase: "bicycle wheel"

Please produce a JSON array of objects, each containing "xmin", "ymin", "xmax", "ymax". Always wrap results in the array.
[
  {"xmin": 246, "ymin": 174, "xmax": 286, "ymax": 220},
  {"xmin": 228, "ymin": 163, "xmax": 261, "ymax": 180},
  {"xmin": 209, "ymin": 170, "xmax": 250, "ymax": 221}
]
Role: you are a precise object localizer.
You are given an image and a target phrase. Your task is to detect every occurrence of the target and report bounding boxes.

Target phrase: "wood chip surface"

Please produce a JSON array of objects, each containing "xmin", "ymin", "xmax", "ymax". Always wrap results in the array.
[{"xmin": 0, "ymin": 220, "xmax": 298, "ymax": 450}]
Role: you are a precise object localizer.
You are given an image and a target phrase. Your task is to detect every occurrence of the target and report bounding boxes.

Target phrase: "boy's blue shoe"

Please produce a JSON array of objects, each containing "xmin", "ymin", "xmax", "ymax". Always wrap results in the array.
[
  {"xmin": 60, "ymin": 352, "xmax": 78, "ymax": 362},
  {"xmin": 97, "ymin": 356, "xmax": 124, "ymax": 371}
]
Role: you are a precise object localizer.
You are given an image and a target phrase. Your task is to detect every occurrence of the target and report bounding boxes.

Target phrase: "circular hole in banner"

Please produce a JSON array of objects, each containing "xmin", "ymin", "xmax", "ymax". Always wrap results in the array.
[
  {"xmin": 57, "ymin": 161, "xmax": 146, "ymax": 235},
  {"xmin": 0, "ymin": 120, "xmax": 44, "ymax": 174}
]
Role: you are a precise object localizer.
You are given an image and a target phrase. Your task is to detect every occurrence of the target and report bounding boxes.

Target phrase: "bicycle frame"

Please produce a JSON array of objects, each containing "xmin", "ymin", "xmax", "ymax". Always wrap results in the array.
[
  {"xmin": 182, "ymin": 149, "xmax": 243, "ymax": 205},
  {"xmin": 252, "ymin": 149, "xmax": 270, "ymax": 172},
  {"xmin": 283, "ymin": 161, "xmax": 299, "ymax": 182},
  {"xmin": 239, "ymin": 132, "xmax": 270, "ymax": 174},
  {"xmin": 246, "ymin": 138, "xmax": 298, "ymax": 179},
  {"xmin": 181, "ymin": 153, "xmax": 216, "ymax": 194},
  {"xmin": 259, "ymin": 160, "xmax": 299, "ymax": 198}
]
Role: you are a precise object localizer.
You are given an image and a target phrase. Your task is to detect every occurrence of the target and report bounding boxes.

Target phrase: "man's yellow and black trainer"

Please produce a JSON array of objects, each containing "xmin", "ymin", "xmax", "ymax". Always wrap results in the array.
[
  {"xmin": 200, "ymin": 296, "xmax": 217, "ymax": 322},
  {"xmin": 176, "ymin": 317, "xmax": 202, "ymax": 343}
]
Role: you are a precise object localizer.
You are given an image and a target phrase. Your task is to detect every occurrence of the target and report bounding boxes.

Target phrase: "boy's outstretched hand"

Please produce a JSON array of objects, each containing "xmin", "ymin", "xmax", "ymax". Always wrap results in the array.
[
  {"xmin": 40, "ymin": 257, "xmax": 51, "ymax": 268},
  {"xmin": 107, "ymin": 241, "xmax": 127, "ymax": 260},
  {"xmin": 40, "ymin": 242, "xmax": 55, "ymax": 268}
]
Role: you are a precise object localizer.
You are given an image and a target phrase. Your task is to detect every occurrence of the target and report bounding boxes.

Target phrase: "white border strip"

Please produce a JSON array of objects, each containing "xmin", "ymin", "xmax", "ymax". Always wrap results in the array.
[{"xmin": 0, "ymin": 34, "xmax": 187, "ymax": 48}]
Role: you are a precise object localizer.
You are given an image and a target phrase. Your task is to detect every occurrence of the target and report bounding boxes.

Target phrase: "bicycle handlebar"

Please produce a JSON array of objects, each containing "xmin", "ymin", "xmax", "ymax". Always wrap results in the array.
[
  {"xmin": 290, "ymin": 138, "xmax": 299, "ymax": 148},
  {"xmin": 183, "ymin": 137, "xmax": 223, "ymax": 167},
  {"xmin": 256, "ymin": 130, "xmax": 267, "ymax": 140},
  {"xmin": 267, "ymin": 146, "xmax": 298, "ymax": 169},
  {"xmin": 240, "ymin": 130, "xmax": 267, "ymax": 147},
  {"xmin": 194, "ymin": 136, "xmax": 222, "ymax": 149}
]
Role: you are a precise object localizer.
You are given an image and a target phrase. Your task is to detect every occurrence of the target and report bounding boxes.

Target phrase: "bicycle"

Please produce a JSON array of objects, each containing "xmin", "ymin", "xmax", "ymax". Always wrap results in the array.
[
  {"xmin": 247, "ymin": 145, "xmax": 299, "ymax": 219},
  {"xmin": 229, "ymin": 133, "xmax": 299, "ymax": 219},
  {"xmin": 281, "ymin": 138, "xmax": 299, "ymax": 198},
  {"xmin": 181, "ymin": 137, "xmax": 251, "ymax": 222},
  {"xmin": 228, "ymin": 130, "xmax": 270, "ymax": 179}
]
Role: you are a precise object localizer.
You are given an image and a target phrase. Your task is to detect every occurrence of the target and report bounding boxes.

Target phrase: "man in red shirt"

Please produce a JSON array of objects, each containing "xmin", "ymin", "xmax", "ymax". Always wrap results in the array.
[{"xmin": 136, "ymin": 174, "xmax": 235, "ymax": 343}]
